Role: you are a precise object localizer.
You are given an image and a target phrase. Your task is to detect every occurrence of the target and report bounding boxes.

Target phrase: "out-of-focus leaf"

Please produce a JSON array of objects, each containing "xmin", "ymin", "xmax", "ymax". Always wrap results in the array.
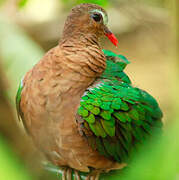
[
  {"xmin": 116, "ymin": 122, "xmax": 179, "ymax": 180},
  {"xmin": 61, "ymin": 0, "xmax": 109, "ymax": 7},
  {"xmin": 0, "ymin": 135, "xmax": 33, "ymax": 180},
  {"xmin": 0, "ymin": 16, "xmax": 44, "ymax": 102},
  {"xmin": 77, "ymin": 0, "xmax": 109, "ymax": 7},
  {"xmin": 0, "ymin": 0, "xmax": 5, "ymax": 7},
  {"xmin": 18, "ymin": 0, "xmax": 28, "ymax": 8}
]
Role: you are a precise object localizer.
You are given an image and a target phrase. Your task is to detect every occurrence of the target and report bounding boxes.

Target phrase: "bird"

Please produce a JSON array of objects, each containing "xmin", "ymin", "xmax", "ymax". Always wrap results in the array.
[{"xmin": 16, "ymin": 3, "xmax": 163, "ymax": 180}]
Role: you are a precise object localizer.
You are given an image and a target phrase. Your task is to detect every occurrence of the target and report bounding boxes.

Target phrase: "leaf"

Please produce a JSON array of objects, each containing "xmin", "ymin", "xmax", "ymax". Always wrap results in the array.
[
  {"xmin": 18, "ymin": 0, "xmax": 28, "ymax": 8},
  {"xmin": 77, "ymin": 0, "xmax": 109, "ymax": 7},
  {"xmin": 0, "ymin": 136, "xmax": 33, "ymax": 180}
]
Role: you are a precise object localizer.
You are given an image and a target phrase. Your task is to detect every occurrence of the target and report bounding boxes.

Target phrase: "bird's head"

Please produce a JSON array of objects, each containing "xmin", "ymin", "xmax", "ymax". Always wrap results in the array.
[{"xmin": 62, "ymin": 3, "xmax": 118, "ymax": 46}]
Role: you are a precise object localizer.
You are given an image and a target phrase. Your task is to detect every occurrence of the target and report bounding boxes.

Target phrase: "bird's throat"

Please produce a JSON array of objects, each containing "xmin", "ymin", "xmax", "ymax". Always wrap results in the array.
[{"xmin": 59, "ymin": 34, "xmax": 106, "ymax": 78}]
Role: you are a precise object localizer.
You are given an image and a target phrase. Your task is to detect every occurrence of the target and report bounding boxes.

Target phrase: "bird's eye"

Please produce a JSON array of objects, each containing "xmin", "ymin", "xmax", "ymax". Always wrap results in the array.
[{"xmin": 91, "ymin": 13, "xmax": 102, "ymax": 22}]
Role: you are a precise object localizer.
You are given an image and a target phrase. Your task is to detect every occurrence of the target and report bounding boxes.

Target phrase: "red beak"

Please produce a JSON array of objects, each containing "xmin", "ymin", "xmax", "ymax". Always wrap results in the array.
[{"xmin": 104, "ymin": 26, "xmax": 118, "ymax": 47}]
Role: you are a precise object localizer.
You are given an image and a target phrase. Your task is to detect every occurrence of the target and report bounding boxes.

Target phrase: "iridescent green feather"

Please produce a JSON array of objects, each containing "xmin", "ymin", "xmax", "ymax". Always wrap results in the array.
[
  {"xmin": 101, "ymin": 49, "xmax": 131, "ymax": 84},
  {"xmin": 16, "ymin": 78, "xmax": 24, "ymax": 121},
  {"xmin": 15, "ymin": 78, "xmax": 29, "ymax": 133},
  {"xmin": 77, "ymin": 49, "xmax": 163, "ymax": 162}
]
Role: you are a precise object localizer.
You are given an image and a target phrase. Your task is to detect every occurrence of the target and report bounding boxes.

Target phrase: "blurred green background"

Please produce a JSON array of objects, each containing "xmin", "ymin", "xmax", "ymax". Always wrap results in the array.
[{"xmin": 0, "ymin": 0, "xmax": 178, "ymax": 179}]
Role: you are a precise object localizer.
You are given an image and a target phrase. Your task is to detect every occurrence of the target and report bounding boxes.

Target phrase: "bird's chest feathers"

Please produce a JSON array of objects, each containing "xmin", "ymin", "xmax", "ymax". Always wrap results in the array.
[{"xmin": 38, "ymin": 71, "xmax": 95, "ymax": 116}]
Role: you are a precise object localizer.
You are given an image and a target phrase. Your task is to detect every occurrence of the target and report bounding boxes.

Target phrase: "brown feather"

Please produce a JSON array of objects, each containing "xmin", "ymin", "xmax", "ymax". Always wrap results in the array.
[{"xmin": 20, "ymin": 3, "xmax": 122, "ymax": 172}]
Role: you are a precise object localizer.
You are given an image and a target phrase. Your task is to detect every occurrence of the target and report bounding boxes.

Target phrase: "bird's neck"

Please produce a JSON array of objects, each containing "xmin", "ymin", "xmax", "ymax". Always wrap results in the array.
[
  {"xmin": 59, "ymin": 33, "xmax": 106, "ymax": 78},
  {"xmin": 56, "ymin": 33, "xmax": 106, "ymax": 96},
  {"xmin": 60, "ymin": 32, "xmax": 99, "ymax": 48}
]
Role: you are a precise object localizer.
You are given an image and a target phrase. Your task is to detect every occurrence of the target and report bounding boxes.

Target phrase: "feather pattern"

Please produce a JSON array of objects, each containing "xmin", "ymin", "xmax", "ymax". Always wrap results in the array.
[
  {"xmin": 77, "ymin": 50, "xmax": 163, "ymax": 163},
  {"xmin": 15, "ymin": 3, "xmax": 163, "ymax": 176},
  {"xmin": 16, "ymin": 78, "xmax": 30, "ymax": 133},
  {"xmin": 16, "ymin": 49, "xmax": 163, "ymax": 168}
]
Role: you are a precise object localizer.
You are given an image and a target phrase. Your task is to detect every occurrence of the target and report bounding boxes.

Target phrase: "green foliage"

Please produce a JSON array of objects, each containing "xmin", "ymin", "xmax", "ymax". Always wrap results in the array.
[
  {"xmin": 119, "ymin": 122, "xmax": 179, "ymax": 180},
  {"xmin": 17, "ymin": 0, "xmax": 29, "ymax": 8},
  {"xmin": 0, "ymin": 0, "xmax": 5, "ymax": 7},
  {"xmin": 77, "ymin": 0, "xmax": 108, "ymax": 7},
  {"xmin": 0, "ymin": 136, "xmax": 33, "ymax": 180},
  {"xmin": 0, "ymin": 16, "xmax": 44, "ymax": 102},
  {"xmin": 61, "ymin": 0, "xmax": 109, "ymax": 7}
]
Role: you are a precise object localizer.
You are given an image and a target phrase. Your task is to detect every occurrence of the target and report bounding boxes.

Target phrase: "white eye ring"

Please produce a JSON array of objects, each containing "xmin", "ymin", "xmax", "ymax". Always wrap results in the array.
[{"xmin": 90, "ymin": 9, "xmax": 108, "ymax": 25}]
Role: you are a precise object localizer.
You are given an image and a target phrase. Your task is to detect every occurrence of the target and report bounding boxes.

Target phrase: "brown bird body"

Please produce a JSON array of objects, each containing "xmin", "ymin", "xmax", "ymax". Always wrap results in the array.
[{"xmin": 20, "ymin": 3, "xmax": 123, "ymax": 175}]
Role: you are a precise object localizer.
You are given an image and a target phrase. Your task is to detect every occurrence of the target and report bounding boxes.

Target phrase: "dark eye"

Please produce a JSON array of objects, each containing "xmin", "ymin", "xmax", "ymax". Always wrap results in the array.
[{"xmin": 91, "ymin": 13, "xmax": 102, "ymax": 22}]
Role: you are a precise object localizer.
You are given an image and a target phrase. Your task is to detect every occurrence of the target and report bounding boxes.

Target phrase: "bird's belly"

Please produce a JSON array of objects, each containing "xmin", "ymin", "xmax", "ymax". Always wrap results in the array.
[
  {"xmin": 45, "ymin": 112, "xmax": 115, "ymax": 172},
  {"xmin": 21, "ymin": 80, "xmax": 116, "ymax": 172}
]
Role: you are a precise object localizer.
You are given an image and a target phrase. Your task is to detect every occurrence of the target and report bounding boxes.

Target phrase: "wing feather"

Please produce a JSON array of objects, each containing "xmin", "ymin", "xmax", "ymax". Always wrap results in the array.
[{"xmin": 76, "ymin": 50, "xmax": 163, "ymax": 163}]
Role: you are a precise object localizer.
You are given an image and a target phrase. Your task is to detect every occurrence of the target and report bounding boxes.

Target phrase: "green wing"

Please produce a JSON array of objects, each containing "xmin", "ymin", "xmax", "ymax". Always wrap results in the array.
[
  {"xmin": 15, "ymin": 78, "xmax": 29, "ymax": 133},
  {"xmin": 77, "ymin": 50, "xmax": 163, "ymax": 163},
  {"xmin": 16, "ymin": 78, "xmax": 24, "ymax": 121},
  {"xmin": 101, "ymin": 49, "xmax": 131, "ymax": 84}
]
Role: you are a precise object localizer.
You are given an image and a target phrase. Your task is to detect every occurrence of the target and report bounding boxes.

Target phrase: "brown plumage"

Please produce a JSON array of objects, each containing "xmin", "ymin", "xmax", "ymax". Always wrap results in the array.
[{"xmin": 19, "ymin": 3, "xmax": 124, "ymax": 179}]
